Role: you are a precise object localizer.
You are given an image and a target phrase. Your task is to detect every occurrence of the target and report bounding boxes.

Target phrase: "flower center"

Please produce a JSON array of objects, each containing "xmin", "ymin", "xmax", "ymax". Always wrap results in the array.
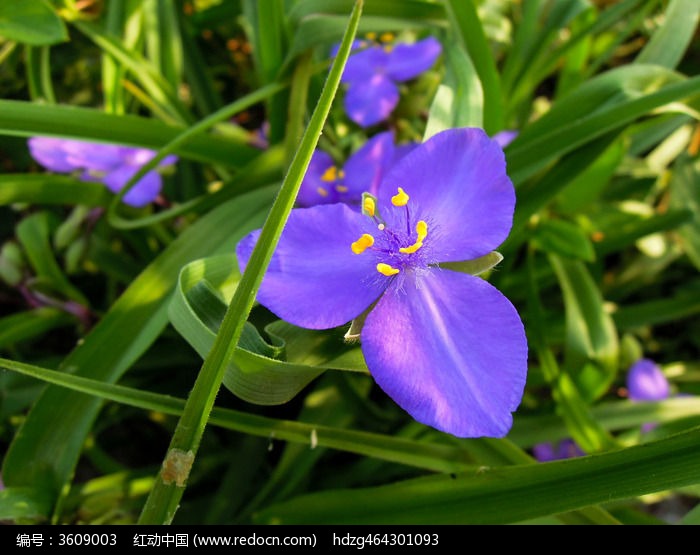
[
  {"xmin": 350, "ymin": 187, "xmax": 429, "ymax": 277},
  {"xmin": 317, "ymin": 165, "xmax": 348, "ymax": 198}
]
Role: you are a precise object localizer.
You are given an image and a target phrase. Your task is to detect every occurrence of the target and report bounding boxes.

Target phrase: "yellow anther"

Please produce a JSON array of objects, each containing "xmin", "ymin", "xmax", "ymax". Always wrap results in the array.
[
  {"xmin": 399, "ymin": 221, "xmax": 428, "ymax": 254},
  {"xmin": 351, "ymin": 234, "xmax": 374, "ymax": 254},
  {"xmin": 366, "ymin": 32, "xmax": 377, "ymax": 41},
  {"xmin": 399, "ymin": 242, "xmax": 423, "ymax": 254},
  {"xmin": 377, "ymin": 263, "xmax": 400, "ymax": 276},
  {"xmin": 391, "ymin": 187, "xmax": 409, "ymax": 206},
  {"xmin": 335, "ymin": 185, "xmax": 349, "ymax": 193},
  {"xmin": 416, "ymin": 220, "xmax": 428, "ymax": 240},
  {"xmin": 383, "ymin": 45, "xmax": 394, "ymax": 53},
  {"xmin": 380, "ymin": 32, "xmax": 395, "ymax": 43},
  {"xmin": 363, "ymin": 197, "xmax": 376, "ymax": 217},
  {"xmin": 321, "ymin": 165, "xmax": 340, "ymax": 182},
  {"xmin": 316, "ymin": 186, "xmax": 329, "ymax": 197}
]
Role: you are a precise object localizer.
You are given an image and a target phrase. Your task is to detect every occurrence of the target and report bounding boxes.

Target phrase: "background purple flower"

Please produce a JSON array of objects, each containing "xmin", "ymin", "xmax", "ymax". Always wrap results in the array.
[
  {"xmin": 626, "ymin": 358, "xmax": 671, "ymax": 433},
  {"xmin": 238, "ymin": 127, "xmax": 527, "ymax": 438},
  {"xmin": 297, "ymin": 131, "xmax": 416, "ymax": 207},
  {"xmin": 28, "ymin": 137, "xmax": 177, "ymax": 207},
  {"xmin": 533, "ymin": 439, "xmax": 584, "ymax": 462},
  {"xmin": 336, "ymin": 36, "xmax": 442, "ymax": 127},
  {"xmin": 627, "ymin": 358, "xmax": 670, "ymax": 401}
]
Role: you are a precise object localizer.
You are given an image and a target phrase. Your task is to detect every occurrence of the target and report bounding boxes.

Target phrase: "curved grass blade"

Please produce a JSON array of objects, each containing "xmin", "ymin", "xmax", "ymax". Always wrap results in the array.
[
  {"xmin": 0, "ymin": 175, "xmax": 109, "ymax": 207},
  {"xmin": 0, "ymin": 100, "xmax": 259, "ymax": 168},
  {"xmin": 0, "ymin": 0, "xmax": 67, "ymax": 45},
  {"xmin": 635, "ymin": 0, "xmax": 699, "ymax": 70},
  {"xmin": 253, "ymin": 425, "xmax": 700, "ymax": 523},
  {"xmin": 444, "ymin": 0, "xmax": 502, "ymax": 133}
]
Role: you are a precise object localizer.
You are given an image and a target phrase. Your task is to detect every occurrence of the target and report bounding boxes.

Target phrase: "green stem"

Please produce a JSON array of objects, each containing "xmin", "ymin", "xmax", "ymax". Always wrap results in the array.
[{"xmin": 137, "ymin": 0, "xmax": 364, "ymax": 524}]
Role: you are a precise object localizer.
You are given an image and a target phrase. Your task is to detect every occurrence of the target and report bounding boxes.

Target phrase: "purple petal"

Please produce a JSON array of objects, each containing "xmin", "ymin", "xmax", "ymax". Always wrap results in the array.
[
  {"xmin": 341, "ymin": 45, "xmax": 389, "ymax": 84},
  {"xmin": 62, "ymin": 141, "xmax": 125, "ymax": 171},
  {"xmin": 297, "ymin": 151, "xmax": 337, "ymax": 207},
  {"xmin": 492, "ymin": 130, "xmax": 518, "ymax": 148},
  {"xmin": 393, "ymin": 141, "xmax": 418, "ymax": 162},
  {"xmin": 361, "ymin": 269, "xmax": 527, "ymax": 437},
  {"xmin": 344, "ymin": 131, "xmax": 397, "ymax": 197},
  {"xmin": 102, "ymin": 165, "xmax": 162, "ymax": 207},
  {"xmin": 533, "ymin": 439, "xmax": 583, "ymax": 462},
  {"xmin": 377, "ymin": 127, "xmax": 515, "ymax": 262},
  {"xmin": 344, "ymin": 74, "xmax": 399, "ymax": 127},
  {"xmin": 28, "ymin": 137, "xmax": 77, "ymax": 173},
  {"xmin": 627, "ymin": 359, "xmax": 669, "ymax": 401},
  {"xmin": 384, "ymin": 37, "xmax": 442, "ymax": 82},
  {"xmin": 532, "ymin": 442, "xmax": 557, "ymax": 462},
  {"xmin": 236, "ymin": 204, "xmax": 388, "ymax": 329}
]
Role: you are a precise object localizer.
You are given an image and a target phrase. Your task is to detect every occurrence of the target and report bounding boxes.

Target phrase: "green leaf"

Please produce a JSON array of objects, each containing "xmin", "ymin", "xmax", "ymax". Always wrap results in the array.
[
  {"xmin": 242, "ymin": 0, "xmax": 289, "ymax": 143},
  {"xmin": 613, "ymin": 283, "xmax": 700, "ymax": 330},
  {"xmin": 144, "ymin": 0, "xmax": 184, "ymax": 88},
  {"xmin": 288, "ymin": 0, "xmax": 445, "ymax": 24},
  {"xmin": 285, "ymin": 14, "xmax": 432, "ymax": 61},
  {"xmin": 533, "ymin": 219, "xmax": 596, "ymax": 261},
  {"xmin": 72, "ymin": 19, "xmax": 190, "ymax": 124},
  {"xmin": 0, "ymin": 100, "xmax": 259, "ymax": 168},
  {"xmin": 556, "ymin": 137, "xmax": 626, "ymax": 213},
  {"xmin": 549, "ymin": 255, "xmax": 619, "ymax": 400},
  {"xmin": 254, "ymin": 425, "xmax": 700, "ymax": 524},
  {"xmin": 169, "ymin": 255, "xmax": 366, "ymax": 405},
  {"xmin": 507, "ymin": 66, "xmax": 700, "ymax": 185},
  {"xmin": 423, "ymin": 41, "xmax": 482, "ymax": 139},
  {"xmin": 670, "ymin": 154, "xmax": 700, "ymax": 271},
  {"xmin": 0, "ymin": 174, "xmax": 110, "ymax": 207},
  {"xmin": 0, "ymin": 308, "xmax": 73, "ymax": 351},
  {"xmin": 439, "ymin": 252, "xmax": 503, "ymax": 275},
  {"xmin": 1, "ymin": 186, "xmax": 276, "ymax": 516},
  {"xmin": 444, "ymin": 0, "xmax": 502, "ymax": 133},
  {"xmin": 0, "ymin": 0, "xmax": 67, "ymax": 45},
  {"xmin": 512, "ymin": 397, "xmax": 700, "ymax": 448},
  {"xmin": 0, "ymin": 487, "xmax": 52, "ymax": 521},
  {"xmin": 635, "ymin": 0, "xmax": 699, "ymax": 69},
  {"xmin": 0, "ymin": 355, "xmax": 477, "ymax": 475},
  {"xmin": 16, "ymin": 212, "xmax": 88, "ymax": 305},
  {"xmin": 526, "ymin": 252, "xmax": 616, "ymax": 453}
]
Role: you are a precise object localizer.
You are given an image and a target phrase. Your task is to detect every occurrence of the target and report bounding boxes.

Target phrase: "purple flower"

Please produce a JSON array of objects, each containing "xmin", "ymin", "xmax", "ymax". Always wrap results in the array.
[
  {"xmin": 298, "ymin": 131, "xmax": 416, "ymax": 207},
  {"xmin": 28, "ymin": 137, "xmax": 177, "ymax": 207},
  {"xmin": 533, "ymin": 439, "xmax": 584, "ymax": 462},
  {"xmin": 237, "ymin": 128, "xmax": 528, "ymax": 437},
  {"xmin": 627, "ymin": 359, "xmax": 670, "ymax": 402},
  {"xmin": 492, "ymin": 130, "xmax": 518, "ymax": 149},
  {"xmin": 626, "ymin": 358, "xmax": 670, "ymax": 433},
  {"xmin": 336, "ymin": 35, "xmax": 442, "ymax": 127}
]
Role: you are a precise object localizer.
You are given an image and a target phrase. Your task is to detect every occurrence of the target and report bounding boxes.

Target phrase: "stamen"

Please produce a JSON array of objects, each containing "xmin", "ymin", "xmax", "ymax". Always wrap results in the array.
[
  {"xmin": 380, "ymin": 32, "xmax": 395, "ymax": 43},
  {"xmin": 377, "ymin": 263, "xmax": 400, "ymax": 276},
  {"xmin": 366, "ymin": 32, "xmax": 377, "ymax": 41},
  {"xmin": 335, "ymin": 185, "xmax": 349, "ymax": 193},
  {"xmin": 416, "ymin": 220, "xmax": 428, "ymax": 241},
  {"xmin": 399, "ymin": 220, "xmax": 428, "ymax": 254},
  {"xmin": 321, "ymin": 166, "xmax": 340, "ymax": 182},
  {"xmin": 316, "ymin": 187, "xmax": 329, "ymax": 197},
  {"xmin": 363, "ymin": 196, "xmax": 376, "ymax": 217},
  {"xmin": 351, "ymin": 234, "xmax": 374, "ymax": 254},
  {"xmin": 391, "ymin": 187, "xmax": 409, "ymax": 207}
]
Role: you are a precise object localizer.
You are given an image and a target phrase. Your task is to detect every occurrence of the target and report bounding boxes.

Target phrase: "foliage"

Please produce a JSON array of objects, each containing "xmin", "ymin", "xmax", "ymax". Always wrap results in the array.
[{"xmin": 0, "ymin": 0, "xmax": 699, "ymax": 524}]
